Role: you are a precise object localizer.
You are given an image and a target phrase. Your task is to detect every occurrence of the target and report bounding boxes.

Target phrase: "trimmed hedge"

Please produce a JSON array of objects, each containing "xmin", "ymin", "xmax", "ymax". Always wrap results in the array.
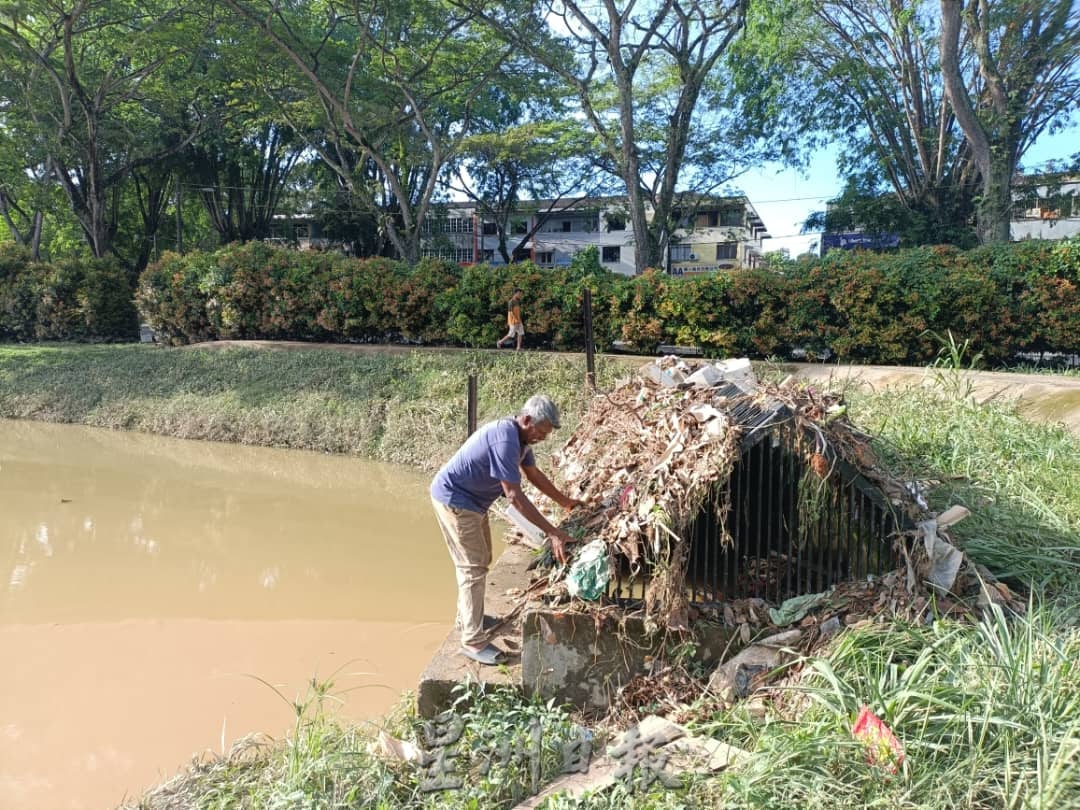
[
  {"xmin": 0, "ymin": 244, "xmax": 139, "ymax": 342},
  {"xmin": 133, "ymin": 238, "xmax": 1080, "ymax": 364}
]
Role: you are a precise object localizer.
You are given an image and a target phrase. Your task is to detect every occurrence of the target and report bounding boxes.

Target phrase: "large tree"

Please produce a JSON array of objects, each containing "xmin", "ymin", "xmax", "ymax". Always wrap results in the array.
[
  {"xmin": 940, "ymin": 0, "xmax": 1080, "ymax": 243},
  {"xmin": 0, "ymin": 1, "xmax": 210, "ymax": 260},
  {"xmin": 222, "ymin": 0, "xmax": 519, "ymax": 263},
  {"xmin": 458, "ymin": 0, "xmax": 771, "ymax": 274},
  {"xmin": 742, "ymin": 0, "xmax": 980, "ymax": 246},
  {"xmin": 188, "ymin": 123, "xmax": 304, "ymax": 244},
  {"xmin": 177, "ymin": 12, "xmax": 309, "ymax": 247}
]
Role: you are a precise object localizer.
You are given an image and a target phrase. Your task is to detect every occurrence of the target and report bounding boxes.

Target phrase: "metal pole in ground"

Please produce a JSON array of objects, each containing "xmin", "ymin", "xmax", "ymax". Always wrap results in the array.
[
  {"xmin": 583, "ymin": 287, "xmax": 596, "ymax": 390},
  {"xmin": 467, "ymin": 373, "xmax": 478, "ymax": 437}
]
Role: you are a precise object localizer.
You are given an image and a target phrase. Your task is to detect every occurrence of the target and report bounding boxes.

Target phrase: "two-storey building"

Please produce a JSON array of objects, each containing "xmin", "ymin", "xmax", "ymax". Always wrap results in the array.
[{"xmin": 420, "ymin": 194, "xmax": 771, "ymax": 275}]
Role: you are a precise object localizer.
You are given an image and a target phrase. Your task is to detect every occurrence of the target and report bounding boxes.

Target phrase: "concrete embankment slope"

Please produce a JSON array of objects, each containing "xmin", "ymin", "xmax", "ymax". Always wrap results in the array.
[{"xmin": 783, "ymin": 363, "xmax": 1080, "ymax": 436}]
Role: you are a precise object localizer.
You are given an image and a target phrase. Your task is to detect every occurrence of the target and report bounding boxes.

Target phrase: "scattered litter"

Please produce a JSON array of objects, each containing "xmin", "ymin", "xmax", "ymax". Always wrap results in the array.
[
  {"xmin": 496, "ymin": 504, "xmax": 547, "ymax": 548},
  {"xmin": 917, "ymin": 518, "xmax": 964, "ymax": 595},
  {"xmin": 512, "ymin": 715, "xmax": 749, "ymax": 809},
  {"xmin": 372, "ymin": 730, "xmax": 422, "ymax": 764},
  {"xmin": 936, "ymin": 504, "xmax": 970, "ymax": 528},
  {"xmin": 707, "ymin": 629, "xmax": 803, "ymax": 699},
  {"xmin": 768, "ymin": 590, "xmax": 831, "ymax": 626},
  {"xmin": 852, "ymin": 706, "xmax": 904, "ymax": 773},
  {"xmin": 566, "ymin": 538, "xmax": 611, "ymax": 601},
  {"xmin": 819, "ymin": 616, "xmax": 843, "ymax": 639}
]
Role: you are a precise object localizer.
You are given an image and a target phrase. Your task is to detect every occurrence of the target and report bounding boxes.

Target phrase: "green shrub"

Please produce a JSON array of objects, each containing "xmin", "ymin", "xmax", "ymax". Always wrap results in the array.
[
  {"xmin": 0, "ymin": 247, "xmax": 137, "ymax": 341},
  {"xmin": 0, "ymin": 243, "xmax": 40, "ymax": 340},
  {"xmin": 134, "ymin": 239, "xmax": 1080, "ymax": 363}
]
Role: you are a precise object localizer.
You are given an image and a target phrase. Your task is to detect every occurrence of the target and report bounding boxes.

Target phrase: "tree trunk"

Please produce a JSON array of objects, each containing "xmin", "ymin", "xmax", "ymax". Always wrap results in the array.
[
  {"xmin": 980, "ymin": 155, "xmax": 1014, "ymax": 244},
  {"xmin": 939, "ymin": 0, "xmax": 1024, "ymax": 245}
]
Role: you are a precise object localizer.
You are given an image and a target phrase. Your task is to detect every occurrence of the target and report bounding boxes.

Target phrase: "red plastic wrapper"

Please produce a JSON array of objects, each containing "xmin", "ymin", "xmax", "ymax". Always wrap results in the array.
[{"xmin": 852, "ymin": 705, "xmax": 905, "ymax": 773}]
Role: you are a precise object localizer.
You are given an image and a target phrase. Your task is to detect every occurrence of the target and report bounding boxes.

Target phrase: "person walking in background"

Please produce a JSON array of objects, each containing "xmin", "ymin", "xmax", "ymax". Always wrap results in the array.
[
  {"xmin": 430, "ymin": 394, "xmax": 583, "ymax": 665},
  {"xmin": 496, "ymin": 288, "xmax": 524, "ymax": 350}
]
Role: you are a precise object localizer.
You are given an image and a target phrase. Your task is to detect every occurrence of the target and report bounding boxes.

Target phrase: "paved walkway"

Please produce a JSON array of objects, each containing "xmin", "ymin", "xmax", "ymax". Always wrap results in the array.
[{"xmin": 783, "ymin": 362, "xmax": 1080, "ymax": 436}]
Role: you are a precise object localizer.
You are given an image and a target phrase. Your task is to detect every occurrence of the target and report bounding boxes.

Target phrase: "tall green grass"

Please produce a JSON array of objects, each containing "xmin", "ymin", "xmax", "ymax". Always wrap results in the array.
[
  {"xmin": 129, "ymin": 606, "xmax": 1077, "ymax": 809},
  {"xmin": 124, "ymin": 681, "xmax": 588, "ymax": 810},
  {"xmin": 844, "ymin": 372, "xmax": 1080, "ymax": 611},
  {"xmin": 682, "ymin": 605, "xmax": 1080, "ymax": 809}
]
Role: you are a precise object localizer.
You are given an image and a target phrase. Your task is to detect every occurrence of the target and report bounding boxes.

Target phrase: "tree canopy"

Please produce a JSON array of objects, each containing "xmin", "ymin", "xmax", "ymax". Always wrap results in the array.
[{"xmin": 0, "ymin": 0, "xmax": 1076, "ymax": 271}]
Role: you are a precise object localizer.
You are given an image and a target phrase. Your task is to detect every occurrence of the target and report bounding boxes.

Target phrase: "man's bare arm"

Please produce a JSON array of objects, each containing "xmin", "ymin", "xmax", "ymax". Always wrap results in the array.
[
  {"xmin": 522, "ymin": 464, "xmax": 584, "ymax": 510},
  {"xmin": 501, "ymin": 480, "xmax": 576, "ymax": 563}
]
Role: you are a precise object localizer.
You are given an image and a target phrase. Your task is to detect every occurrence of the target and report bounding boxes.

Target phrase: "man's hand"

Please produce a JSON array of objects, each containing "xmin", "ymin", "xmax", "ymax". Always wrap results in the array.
[
  {"xmin": 559, "ymin": 495, "xmax": 587, "ymax": 511},
  {"xmin": 549, "ymin": 528, "xmax": 577, "ymax": 565}
]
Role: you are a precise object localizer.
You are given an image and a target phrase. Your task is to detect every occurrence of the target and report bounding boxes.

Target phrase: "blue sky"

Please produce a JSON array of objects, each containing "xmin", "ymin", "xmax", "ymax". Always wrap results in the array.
[{"xmin": 731, "ymin": 122, "xmax": 1080, "ymax": 257}]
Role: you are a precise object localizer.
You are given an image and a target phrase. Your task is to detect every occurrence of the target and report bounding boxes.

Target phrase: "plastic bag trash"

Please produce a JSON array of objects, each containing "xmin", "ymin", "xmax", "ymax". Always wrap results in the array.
[
  {"xmin": 917, "ymin": 519, "xmax": 964, "ymax": 595},
  {"xmin": 566, "ymin": 538, "xmax": 611, "ymax": 601},
  {"xmin": 500, "ymin": 504, "xmax": 547, "ymax": 548},
  {"xmin": 768, "ymin": 589, "xmax": 831, "ymax": 626},
  {"xmin": 852, "ymin": 706, "xmax": 904, "ymax": 772}
]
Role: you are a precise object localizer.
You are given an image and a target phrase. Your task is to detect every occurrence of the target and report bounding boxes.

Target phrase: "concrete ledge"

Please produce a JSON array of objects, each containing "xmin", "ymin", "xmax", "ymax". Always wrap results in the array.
[{"xmin": 416, "ymin": 542, "xmax": 536, "ymax": 718}]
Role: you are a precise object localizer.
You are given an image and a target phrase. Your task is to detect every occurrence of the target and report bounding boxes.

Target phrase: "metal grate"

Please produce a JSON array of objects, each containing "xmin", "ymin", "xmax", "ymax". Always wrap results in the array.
[{"xmin": 609, "ymin": 421, "xmax": 906, "ymax": 605}]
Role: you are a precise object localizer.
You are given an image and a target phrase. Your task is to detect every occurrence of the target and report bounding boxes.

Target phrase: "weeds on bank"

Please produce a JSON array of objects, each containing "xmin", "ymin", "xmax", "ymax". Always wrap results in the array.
[
  {"xmin": 844, "ymin": 371, "xmax": 1080, "ymax": 611},
  {"xmin": 0, "ymin": 344, "xmax": 624, "ymax": 470},
  {"xmin": 790, "ymin": 332, "xmax": 1079, "ymax": 613},
  {"xmin": 124, "ymin": 681, "xmax": 587, "ymax": 810},
  {"xmin": 680, "ymin": 604, "xmax": 1080, "ymax": 809}
]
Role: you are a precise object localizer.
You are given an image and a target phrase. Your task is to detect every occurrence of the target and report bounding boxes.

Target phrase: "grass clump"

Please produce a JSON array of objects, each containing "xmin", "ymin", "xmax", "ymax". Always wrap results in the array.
[
  {"xmin": 675, "ymin": 605, "xmax": 1079, "ymax": 809},
  {"xmin": 124, "ymin": 681, "xmax": 589, "ymax": 810},
  {"xmin": 844, "ymin": 372, "xmax": 1080, "ymax": 610}
]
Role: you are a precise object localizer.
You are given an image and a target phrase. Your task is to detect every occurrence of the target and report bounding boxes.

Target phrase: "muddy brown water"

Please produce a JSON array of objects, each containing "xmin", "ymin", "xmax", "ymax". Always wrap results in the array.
[{"xmin": 0, "ymin": 419, "xmax": 461, "ymax": 809}]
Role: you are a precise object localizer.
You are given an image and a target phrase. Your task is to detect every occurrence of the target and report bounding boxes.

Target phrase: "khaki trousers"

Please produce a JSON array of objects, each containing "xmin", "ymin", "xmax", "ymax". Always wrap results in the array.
[{"xmin": 431, "ymin": 498, "xmax": 492, "ymax": 647}]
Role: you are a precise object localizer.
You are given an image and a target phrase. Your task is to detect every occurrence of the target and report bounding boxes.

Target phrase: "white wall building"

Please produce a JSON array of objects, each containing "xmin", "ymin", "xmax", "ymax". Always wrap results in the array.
[
  {"xmin": 1011, "ymin": 174, "xmax": 1080, "ymax": 241},
  {"xmin": 422, "ymin": 194, "xmax": 770, "ymax": 275}
]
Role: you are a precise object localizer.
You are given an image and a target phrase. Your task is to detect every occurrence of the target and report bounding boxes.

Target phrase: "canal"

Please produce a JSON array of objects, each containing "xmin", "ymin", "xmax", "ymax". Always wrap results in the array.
[{"xmin": 0, "ymin": 419, "xmax": 457, "ymax": 809}]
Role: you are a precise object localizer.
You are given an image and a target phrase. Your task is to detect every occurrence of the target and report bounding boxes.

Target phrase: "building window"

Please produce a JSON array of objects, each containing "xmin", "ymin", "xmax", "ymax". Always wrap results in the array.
[
  {"xmin": 716, "ymin": 242, "xmax": 738, "ymax": 260},
  {"xmin": 696, "ymin": 210, "xmax": 718, "ymax": 228},
  {"xmin": 482, "ymin": 221, "xmax": 498, "ymax": 236},
  {"xmin": 602, "ymin": 246, "xmax": 621, "ymax": 263},
  {"xmin": 512, "ymin": 220, "xmax": 528, "ymax": 235},
  {"xmin": 606, "ymin": 213, "xmax": 625, "ymax": 231},
  {"xmin": 562, "ymin": 220, "xmax": 572, "ymax": 232},
  {"xmin": 446, "ymin": 218, "xmax": 473, "ymax": 234},
  {"xmin": 421, "ymin": 247, "xmax": 474, "ymax": 263},
  {"xmin": 670, "ymin": 244, "xmax": 694, "ymax": 262},
  {"xmin": 536, "ymin": 251, "xmax": 554, "ymax": 265},
  {"xmin": 719, "ymin": 208, "xmax": 744, "ymax": 227}
]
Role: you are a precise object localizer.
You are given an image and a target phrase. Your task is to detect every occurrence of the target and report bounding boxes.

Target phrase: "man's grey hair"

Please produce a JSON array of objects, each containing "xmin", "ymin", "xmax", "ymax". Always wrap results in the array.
[{"xmin": 520, "ymin": 394, "xmax": 561, "ymax": 429}]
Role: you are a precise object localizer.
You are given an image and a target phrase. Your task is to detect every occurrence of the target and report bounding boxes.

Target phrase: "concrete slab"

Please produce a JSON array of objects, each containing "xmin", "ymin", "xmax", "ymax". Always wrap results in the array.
[{"xmin": 416, "ymin": 542, "xmax": 537, "ymax": 718}]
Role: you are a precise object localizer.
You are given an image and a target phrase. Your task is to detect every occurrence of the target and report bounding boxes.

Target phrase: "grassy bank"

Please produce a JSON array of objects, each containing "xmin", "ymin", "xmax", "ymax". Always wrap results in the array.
[
  {"xmin": 0, "ymin": 343, "xmax": 625, "ymax": 470},
  {"xmin": 126, "ymin": 610, "xmax": 1078, "ymax": 808},
  {"xmin": 2, "ymin": 342, "xmax": 1076, "ymax": 808}
]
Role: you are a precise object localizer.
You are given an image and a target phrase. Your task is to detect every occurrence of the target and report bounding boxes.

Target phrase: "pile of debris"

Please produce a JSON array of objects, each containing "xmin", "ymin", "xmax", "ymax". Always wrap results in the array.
[
  {"xmin": 529, "ymin": 356, "xmax": 932, "ymax": 626},
  {"xmin": 514, "ymin": 354, "xmax": 1023, "ymax": 648}
]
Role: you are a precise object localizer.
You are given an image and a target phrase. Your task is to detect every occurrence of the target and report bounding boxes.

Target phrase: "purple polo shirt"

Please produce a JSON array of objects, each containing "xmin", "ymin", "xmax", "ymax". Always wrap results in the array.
[{"xmin": 430, "ymin": 418, "xmax": 535, "ymax": 512}]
